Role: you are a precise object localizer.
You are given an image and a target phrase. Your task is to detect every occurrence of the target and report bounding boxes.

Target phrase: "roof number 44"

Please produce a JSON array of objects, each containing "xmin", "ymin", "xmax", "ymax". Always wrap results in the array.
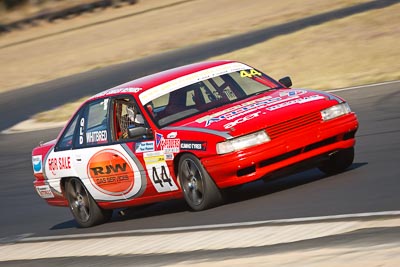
[{"xmin": 240, "ymin": 69, "xmax": 262, "ymax": 78}]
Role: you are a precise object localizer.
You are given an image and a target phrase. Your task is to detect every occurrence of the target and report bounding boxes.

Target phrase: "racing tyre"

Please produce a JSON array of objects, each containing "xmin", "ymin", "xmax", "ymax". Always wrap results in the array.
[
  {"xmin": 318, "ymin": 147, "xmax": 355, "ymax": 175},
  {"xmin": 66, "ymin": 178, "xmax": 112, "ymax": 228},
  {"xmin": 178, "ymin": 154, "xmax": 223, "ymax": 211}
]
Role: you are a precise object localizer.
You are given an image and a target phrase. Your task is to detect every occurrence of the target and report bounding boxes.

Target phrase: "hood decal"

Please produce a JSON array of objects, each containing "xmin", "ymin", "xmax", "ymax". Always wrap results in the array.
[
  {"xmin": 266, "ymin": 95, "xmax": 325, "ymax": 111},
  {"xmin": 197, "ymin": 90, "xmax": 325, "ymax": 128}
]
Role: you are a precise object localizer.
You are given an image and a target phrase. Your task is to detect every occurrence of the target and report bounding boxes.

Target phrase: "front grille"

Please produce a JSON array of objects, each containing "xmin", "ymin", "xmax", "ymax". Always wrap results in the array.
[
  {"xmin": 236, "ymin": 135, "xmax": 341, "ymax": 177},
  {"xmin": 303, "ymin": 136, "xmax": 337, "ymax": 152},
  {"xmin": 266, "ymin": 111, "xmax": 321, "ymax": 139},
  {"xmin": 259, "ymin": 149, "xmax": 302, "ymax": 168}
]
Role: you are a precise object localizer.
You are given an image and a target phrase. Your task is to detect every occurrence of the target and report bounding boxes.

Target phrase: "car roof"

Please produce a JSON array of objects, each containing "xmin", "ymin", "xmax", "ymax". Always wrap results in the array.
[{"xmin": 88, "ymin": 60, "xmax": 239, "ymax": 101}]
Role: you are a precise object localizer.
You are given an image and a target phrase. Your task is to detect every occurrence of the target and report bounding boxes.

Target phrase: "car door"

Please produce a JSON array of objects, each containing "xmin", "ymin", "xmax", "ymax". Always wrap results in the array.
[
  {"xmin": 46, "ymin": 97, "xmax": 147, "ymax": 203},
  {"xmin": 111, "ymin": 96, "xmax": 179, "ymax": 195},
  {"xmin": 73, "ymin": 97, "xmax": 149, "ymax": 202}
]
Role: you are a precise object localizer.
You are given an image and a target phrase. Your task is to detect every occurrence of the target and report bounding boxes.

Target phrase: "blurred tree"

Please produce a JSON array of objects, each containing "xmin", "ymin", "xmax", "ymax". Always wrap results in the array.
[{"xmin": 29, "ymin": 0, "xmax": 44, "ymax": 4}]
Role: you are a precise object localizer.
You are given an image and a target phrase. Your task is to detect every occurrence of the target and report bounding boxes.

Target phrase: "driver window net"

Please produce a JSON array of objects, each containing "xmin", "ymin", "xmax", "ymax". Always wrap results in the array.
[{"xmin": 115, "ymin": 100, "xmax": 139, "ymax": 140}]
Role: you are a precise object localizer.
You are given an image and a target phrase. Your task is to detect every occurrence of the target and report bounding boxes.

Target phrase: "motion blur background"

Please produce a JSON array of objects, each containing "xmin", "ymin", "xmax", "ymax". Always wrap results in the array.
[{"xmin": 1, "ymin": 0, "xmax": 399, "ymax": 126}]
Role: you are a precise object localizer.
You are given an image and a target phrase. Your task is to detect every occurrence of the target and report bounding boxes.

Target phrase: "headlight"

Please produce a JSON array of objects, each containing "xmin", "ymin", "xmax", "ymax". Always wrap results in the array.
[
  {"xmin": 321, "ymin": 103, "xmax": 351, "ymax": 121},
  {"xmin": 216, "ymin": 130, "xmax": 270, "ymax": 154}
]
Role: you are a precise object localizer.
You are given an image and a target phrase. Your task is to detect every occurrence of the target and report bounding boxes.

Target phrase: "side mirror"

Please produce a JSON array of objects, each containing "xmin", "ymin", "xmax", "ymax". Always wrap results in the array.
[
  {"xmin": 279, "ymin": 76, "xmax": 292, "ymax": 88},
  {"xmin": 128, "ymin": 126, "xmax": 152, "ymax": 139}
]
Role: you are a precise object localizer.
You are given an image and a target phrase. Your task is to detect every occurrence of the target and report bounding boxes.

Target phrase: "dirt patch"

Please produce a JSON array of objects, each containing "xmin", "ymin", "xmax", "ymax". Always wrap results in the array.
[{"xmin": 211, "ymin": 2, "xmax": 400, "ymax": 90}]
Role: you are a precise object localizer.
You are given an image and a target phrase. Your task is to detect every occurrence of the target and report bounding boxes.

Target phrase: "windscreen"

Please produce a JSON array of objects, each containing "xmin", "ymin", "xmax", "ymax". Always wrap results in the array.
[{"xmin": 145, "ymin": 69, "xmax": 281, "ymax": 127}]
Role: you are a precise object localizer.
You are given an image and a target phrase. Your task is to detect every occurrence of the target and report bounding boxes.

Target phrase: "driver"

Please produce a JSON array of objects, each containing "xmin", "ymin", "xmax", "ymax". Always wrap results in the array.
[
  {"xmin": 117, "ymin": 101, "xmax": 144, "ymax": 140},
  {"xmin": 126, "ymin": 106, "xmax": 144, "ymax": 125}
]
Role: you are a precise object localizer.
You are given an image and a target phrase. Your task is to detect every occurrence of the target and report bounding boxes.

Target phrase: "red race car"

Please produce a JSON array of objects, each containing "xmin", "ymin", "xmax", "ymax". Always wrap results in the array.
[{"xmin": 32, "ymin": 60, "xmax": 358, "ymax": 227}]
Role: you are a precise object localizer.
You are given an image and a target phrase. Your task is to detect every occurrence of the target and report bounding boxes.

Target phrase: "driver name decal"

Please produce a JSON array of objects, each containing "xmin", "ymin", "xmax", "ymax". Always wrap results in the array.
[{"xmin": 86, "ymin": 130, "xmax": 107, "ymax": 143}]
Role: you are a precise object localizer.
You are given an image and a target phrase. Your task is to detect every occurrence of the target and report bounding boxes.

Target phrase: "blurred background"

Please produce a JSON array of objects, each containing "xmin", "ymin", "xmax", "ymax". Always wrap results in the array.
[{"xmin": 1, "ymin": 0, "xmax": 399, "ymax": 126}]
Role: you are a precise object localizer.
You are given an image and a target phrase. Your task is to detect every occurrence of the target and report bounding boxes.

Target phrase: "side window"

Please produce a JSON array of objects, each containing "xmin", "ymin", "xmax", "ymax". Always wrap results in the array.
[
  {"xmin": 76, "ymin": 99, "xmax": 110, "ymax": 148},
  {"xmin": 56, "ymin": 113, "xmax": 80, "ymax": 151},
  {"xmin": 113, "ymin": 98, "xmax": 146, "ymax": 141}
]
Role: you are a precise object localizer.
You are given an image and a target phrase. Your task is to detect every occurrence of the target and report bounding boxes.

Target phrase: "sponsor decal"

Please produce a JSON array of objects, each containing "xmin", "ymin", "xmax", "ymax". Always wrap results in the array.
[
  {"xmin": 267, "ymin": 95, "xmax": 325, "ymax": 111},
  {"xmin": 48, "ymin": 156, "xmax": 71, "ymax": 176},
  {"xmin": 165, "ymin": 153, "xmax": 174, "ymax": 161},
  {"xmin": 161, "ymin": 138, "xmax": 180, "ymax": 153},
  {"xmin": 279, "ymin": 90, "xmax": 306, "ymax": 97},
  {"xmin": 167, "ymin": 132, "xmax": 177, "ymax": 139},
  {"xmin": 135, "ymin": 141, "xmax": 155, "ymax": 153},
  {"xmin": 32, "ymin": 155, "xmax": 42, "ymax": 174},
  {"xmin": 180, "ymin": 141, "xmax": 207, "ymax": 151},
  {"xmin": 155, "ymin": 132, "xmax": 180, "ymax": 153},
  {"xmin": 35, "ymin": 185, "xmax": 54, "ymax": 199},
  {"xmin": 91, "ymin": 87, "xmax": 142, "ymax": 99},
  {"xmin": 143, "ymin": 151, "xmax": 178, "ymax": 193},
  {"xmin": 87, "ymin": 149, "xmax": 134, "ymax": 196},
  {"xmin": 196, "ymin": 91, "xmax": 322, "ymax": 127},
  {"xmin": 201, "ymin": 95, "xmax": 279, "ymax": 127},
  {"xmin": 86, "ymin": 130, "xmax": 108, "ymax": 144},
  {"xmin": 223, "ymin": 111, "xmax": 261, "ymax": 129},
  {"xmin": 79, "ymin": 118, "xmax": 85, "ymax": 145},
  {"xmin": 156, "ymin": 132, "xmax": 163, "ymax": 147}
]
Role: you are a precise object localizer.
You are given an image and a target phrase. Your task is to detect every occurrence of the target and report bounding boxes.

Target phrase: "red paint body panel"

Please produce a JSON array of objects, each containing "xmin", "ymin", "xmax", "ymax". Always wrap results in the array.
[{"xmin": 202, "ymin": 113, "xmax": 358, "ymax": 188}]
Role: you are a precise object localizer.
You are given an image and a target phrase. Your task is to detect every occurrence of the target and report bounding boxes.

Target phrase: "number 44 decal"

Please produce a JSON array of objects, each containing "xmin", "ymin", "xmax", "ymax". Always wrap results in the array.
[
  {"xmin": 240, "ymin": 69, "xmax": 262, "ymax": 78},
  {"xmin": 152, "ymin": 165, "xmax": 173, "ymax": 187},
  {"xmin": 143, "ymin": 151, "xmax": 178, "ymax": 193}
]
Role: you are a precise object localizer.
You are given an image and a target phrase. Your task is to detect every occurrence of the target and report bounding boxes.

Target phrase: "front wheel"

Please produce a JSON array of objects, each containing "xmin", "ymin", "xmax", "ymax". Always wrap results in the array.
[
  {"xmin": 178, "ymin": 154, "xmax": 223, "ymax": 211},
  {"xmin": 318, "ymin": 147, "xmax": 355, "ymax": 175},
  {"xmin": 65, "ymin": 178, "xmax": 112, "ymax": 228}
]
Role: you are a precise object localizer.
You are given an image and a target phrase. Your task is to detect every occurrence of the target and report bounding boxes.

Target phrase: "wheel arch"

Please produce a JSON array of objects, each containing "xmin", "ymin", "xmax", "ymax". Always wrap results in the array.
[
  {"xmin": 60, "ymin": 176, "xmax": 82, "ymax": 197},
  {"xmin": 173, "ymin": 152, "xmax": 198, "ymax": 179}
]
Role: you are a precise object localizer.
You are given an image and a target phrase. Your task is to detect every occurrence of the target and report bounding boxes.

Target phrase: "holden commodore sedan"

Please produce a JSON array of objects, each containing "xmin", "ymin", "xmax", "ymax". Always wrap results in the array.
[{"xmin": 31, "ymin": 60, "xmax": 358, "ymax": 227}]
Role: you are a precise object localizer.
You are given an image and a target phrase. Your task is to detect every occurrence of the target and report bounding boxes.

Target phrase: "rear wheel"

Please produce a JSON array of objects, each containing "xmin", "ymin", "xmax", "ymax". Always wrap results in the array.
[
  {"xmin": 178, "ymin": 154, "xmax": 223, "ymax": 211},
  {"xmin": 318, "ymin": 147, "xmax": 355, "ymax": 175},
  {"xmin": 65, "ymin": 178, "xmax": 112, "ymax": 228}
]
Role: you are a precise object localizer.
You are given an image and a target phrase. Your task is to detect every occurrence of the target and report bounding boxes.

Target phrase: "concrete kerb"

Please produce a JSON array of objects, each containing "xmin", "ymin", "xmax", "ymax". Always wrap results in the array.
[
  {"xmin": 0, "ymin": 211, "xmax": 399, "ymax": 262},
  {"xmin": 17, "ymin": 210, "xmax": 400, "ymax": 243}
]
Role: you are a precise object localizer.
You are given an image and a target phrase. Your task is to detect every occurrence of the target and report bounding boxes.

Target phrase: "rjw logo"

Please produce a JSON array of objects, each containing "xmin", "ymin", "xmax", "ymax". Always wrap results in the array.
[
  {"xmin": 88, "ymin": 150, "xmax": 134, "ymax": 196},
  {"xmin": 90, "ymin": 163, "xmax": 127, "ymax": 175}
]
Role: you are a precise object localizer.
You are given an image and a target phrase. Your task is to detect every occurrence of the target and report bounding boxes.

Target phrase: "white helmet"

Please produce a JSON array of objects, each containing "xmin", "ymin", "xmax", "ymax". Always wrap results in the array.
[{"xmin": 127, "ymin": 106, "xmax": 144, "ymax": 124}]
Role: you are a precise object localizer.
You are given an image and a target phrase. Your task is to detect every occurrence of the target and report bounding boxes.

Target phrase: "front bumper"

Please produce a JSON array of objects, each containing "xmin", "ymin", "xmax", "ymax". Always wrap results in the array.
[{"xmin": 202, "ymin": 113, "xmax": 358, "ymax": 188}]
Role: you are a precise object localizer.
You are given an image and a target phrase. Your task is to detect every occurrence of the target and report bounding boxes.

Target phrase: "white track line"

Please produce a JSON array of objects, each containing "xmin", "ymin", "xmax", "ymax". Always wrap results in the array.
[
  {"xmin": 21, "ymin": 210, "xmax": 400, "ymax": 242},
  {"xmin": 328, "ymin": 80, "xmax": 400, "ymax": 93}
]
